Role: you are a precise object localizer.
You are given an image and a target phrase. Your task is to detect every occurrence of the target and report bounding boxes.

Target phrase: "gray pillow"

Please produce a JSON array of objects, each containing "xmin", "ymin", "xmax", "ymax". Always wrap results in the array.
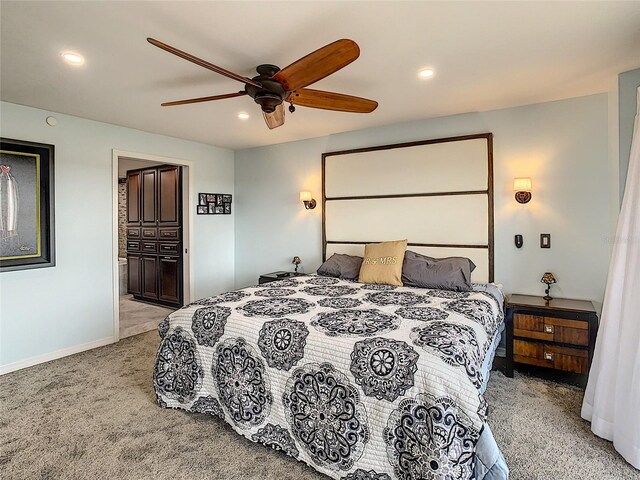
[
  {"xmin": 402, "ymin": 250, "xmax": 476, "ymax": 291},
  {"xmin": 317, "ymin": 254, "xmax": 363, "ymax": 280}
]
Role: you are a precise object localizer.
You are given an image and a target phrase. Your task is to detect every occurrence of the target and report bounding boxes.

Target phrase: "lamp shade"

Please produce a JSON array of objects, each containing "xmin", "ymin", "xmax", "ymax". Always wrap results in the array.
[
  {"xmin": 513, "ymin": 177, "xmax": 532, "ymax": 192},
  {"xmin": 299, "ymin": 191, "xmax": 312, "ymax": 202},
  {"xmin": 540, "ymin": 272, "xmax": 557, "ymax": 285}
]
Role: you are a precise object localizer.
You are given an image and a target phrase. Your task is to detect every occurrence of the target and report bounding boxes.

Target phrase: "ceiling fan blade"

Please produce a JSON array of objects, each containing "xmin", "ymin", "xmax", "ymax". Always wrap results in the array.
[
  {"xmin": 161, "ymin": 91, "xmax": 247, "ymax": 107},
  {"xmin": 291, "ymin": 89, "xmax": 378, "ymax": 113},
  {"xmin": 272, "ymin": 39, "xmax": 360, "ymax": 92},
  {"xmin": 263, "ymin": 103, "xmax": 285, "ymax": 129},
  {"xmin": 147, "ymin": 37, "xmax": 261, "ymax": 88}
]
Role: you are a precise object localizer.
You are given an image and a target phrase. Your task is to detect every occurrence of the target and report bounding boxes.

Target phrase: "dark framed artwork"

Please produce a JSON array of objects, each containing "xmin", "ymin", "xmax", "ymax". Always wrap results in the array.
[
  {"xmin": 196, "ymin": 192, "xmax": 232, "ymax": 215},
  {"xmin": 0, "ymin": 138, "xmax": 55, "ymax": 272}
]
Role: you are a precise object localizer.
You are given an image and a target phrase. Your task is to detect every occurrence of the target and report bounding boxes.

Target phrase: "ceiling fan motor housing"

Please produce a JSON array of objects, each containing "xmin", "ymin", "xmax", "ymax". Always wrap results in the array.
[{"xmin": 246, "ymin": 64, "xmax": 291, "ymax": 113}]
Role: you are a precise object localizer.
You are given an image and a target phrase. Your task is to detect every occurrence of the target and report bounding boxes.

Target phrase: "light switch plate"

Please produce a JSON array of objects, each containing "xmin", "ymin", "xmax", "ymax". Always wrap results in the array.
[{"xmin": 540, "ymin": 234, "xmax": 551, "ymax": 248}]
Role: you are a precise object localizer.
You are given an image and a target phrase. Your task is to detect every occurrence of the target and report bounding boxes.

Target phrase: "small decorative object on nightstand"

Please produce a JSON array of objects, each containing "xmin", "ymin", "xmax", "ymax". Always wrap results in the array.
[
  {"xmin": 292, "ymin": 256, "xmax": 301, "ymax": 273},
  {"xmin": 258, "ymin": 271, "xmax": 306, "ymax": 285},
  {"xmin": 505, "ymin": 294, "xmax": 598, "ymax": 387},
  {"xmin": 540, "ymin": 272, "xmax": 557, "ymax": 300}
]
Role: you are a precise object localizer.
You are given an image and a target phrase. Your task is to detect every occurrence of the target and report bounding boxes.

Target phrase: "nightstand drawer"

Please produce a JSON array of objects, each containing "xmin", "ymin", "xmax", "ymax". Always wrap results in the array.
[
  {"xmin": 514, "ymin": 339, "xmax": 589, "ymax": 374},
  {"xmin": 513, "ymin": 313, "xmax": 589, "ymax": 346}
]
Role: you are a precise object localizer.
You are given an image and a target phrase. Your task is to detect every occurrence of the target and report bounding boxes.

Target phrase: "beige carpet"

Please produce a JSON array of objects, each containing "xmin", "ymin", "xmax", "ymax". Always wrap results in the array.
[
  {"xmin": 1, "ymin": 332, "xmax": 638, "ymax": 480},
  {"xmin": 119, "ymin": 295, "xmax": 175, "ymax": 339}
]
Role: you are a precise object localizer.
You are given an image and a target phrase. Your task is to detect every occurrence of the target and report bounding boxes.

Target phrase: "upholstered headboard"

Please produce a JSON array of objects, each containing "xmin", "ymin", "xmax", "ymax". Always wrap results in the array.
[{"xmin": 322, "ymin": 133, "xmax": 494, "ymax": 283}]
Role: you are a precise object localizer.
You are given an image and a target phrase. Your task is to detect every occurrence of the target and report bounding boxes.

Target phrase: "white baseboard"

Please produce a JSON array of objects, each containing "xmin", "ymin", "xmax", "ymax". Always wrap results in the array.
[{"xmin": 0, "ymin": 336, "xmax": 115, "ymax": 375}]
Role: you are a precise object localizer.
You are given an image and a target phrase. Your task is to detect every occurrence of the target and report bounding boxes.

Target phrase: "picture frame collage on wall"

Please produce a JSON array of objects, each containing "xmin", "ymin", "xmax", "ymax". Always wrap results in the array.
[{"xmin": 197, "ymin": 193, "xmax": 232, "ymax": 215}]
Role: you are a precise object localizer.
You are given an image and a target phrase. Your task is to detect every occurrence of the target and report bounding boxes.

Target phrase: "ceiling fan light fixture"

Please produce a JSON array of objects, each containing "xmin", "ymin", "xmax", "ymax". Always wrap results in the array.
[
  {"xmin": 148, "ymin": 37, "xmax": 377, "ymax": 130},
  {"xmin": 61, "ymin": 51, "xmax": 84, "ymax": 65},
  {"xmin": 418, "ymin": 68, "xmax": 434, "ymax": 79}
]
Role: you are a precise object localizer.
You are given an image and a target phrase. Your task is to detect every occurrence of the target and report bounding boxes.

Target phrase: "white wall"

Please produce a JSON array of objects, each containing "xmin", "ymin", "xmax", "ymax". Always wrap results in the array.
[
  {"xmin": 0, "ymin": 101, "xmax": 235, "ymax": 370},
  {"xmin": 235, "ymin": 94, "xmax": 614, "ymax": 310}
]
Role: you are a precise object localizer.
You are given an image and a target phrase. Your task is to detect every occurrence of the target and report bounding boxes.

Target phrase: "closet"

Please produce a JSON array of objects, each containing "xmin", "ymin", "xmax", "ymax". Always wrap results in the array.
[{"xmin": 125, "ymin": 165, "xmax": 183, "ymax": 307}]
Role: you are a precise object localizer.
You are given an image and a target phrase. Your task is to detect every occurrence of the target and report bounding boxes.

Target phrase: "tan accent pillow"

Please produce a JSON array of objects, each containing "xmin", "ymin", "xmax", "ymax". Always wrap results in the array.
[{"xmin": 358, "ymin": 240, "xmax": 408, "ymax": 286}]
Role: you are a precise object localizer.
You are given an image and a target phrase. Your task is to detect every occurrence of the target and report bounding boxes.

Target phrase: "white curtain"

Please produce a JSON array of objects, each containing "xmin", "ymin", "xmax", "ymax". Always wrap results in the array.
[{"xmin": 582, "ymin": 86, "xmax": 640, "ymax": 470}]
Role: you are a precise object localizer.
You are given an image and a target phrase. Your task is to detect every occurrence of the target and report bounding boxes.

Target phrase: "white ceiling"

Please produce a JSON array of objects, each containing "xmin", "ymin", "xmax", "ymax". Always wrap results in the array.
[{"xmin": 1, "ymin": 1, "xmax": 639, "ymax": 150}]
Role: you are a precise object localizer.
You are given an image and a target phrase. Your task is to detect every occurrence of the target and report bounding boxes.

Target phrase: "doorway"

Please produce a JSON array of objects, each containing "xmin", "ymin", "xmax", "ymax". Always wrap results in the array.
[{"xmin": 111, "ymin": 150, "xmax": 193, "ymax": 341}]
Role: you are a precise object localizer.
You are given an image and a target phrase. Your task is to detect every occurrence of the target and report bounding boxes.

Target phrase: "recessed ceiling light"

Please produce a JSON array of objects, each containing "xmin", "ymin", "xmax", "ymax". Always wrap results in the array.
[
  {"xmin": 61, "ymin": 51, "xmax": 84, "ymax": 65},
  {"xmin": 237, "ymin": 112, "xmax": 250, "ymax": 120},
  {"xmin": 418, "ymin": 68, "xmax": 434, "ymax": 79}
]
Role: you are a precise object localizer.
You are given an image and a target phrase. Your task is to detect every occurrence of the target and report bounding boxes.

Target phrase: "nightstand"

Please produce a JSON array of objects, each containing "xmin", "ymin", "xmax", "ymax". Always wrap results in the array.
[
  {"xmin": 505, "ymin": 294, "xmax": 598, "ymax": 386},
  {"xmin": 258, "ymin": 271, "xmax": 306, "ymax": 285}
]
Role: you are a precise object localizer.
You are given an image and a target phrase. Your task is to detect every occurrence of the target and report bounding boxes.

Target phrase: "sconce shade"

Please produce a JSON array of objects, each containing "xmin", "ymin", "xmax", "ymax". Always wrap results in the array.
[
  {"xmin": 514, "ymin": 177, "xmax": 532, "ymax": 203},
  {"xmin": 299, "ymin": 191, "xmax": 316, "ymax": 209},
  {"xmin": 513, "ymin": 177, "xmax": 532, "ymax": 192},
  {"xmin": 299, "ymin": 191, "xmax": 312, "ymax": 202}
]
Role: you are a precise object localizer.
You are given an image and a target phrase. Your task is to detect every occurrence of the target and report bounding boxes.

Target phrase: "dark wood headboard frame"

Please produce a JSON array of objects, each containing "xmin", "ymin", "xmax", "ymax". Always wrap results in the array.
[{"xmin": 321, "ymin": 132, "xmax": 494, "ymax": 282}]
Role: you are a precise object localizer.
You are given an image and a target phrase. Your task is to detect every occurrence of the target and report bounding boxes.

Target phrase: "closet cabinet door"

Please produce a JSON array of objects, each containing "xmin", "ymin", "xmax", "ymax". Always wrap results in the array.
[
  {"xmin": 126, "ymin": 172, "xmax": 141, "ymax": 225},
  {"xmin": 141, "ymin": 256, "xmax": 158, "ymax": 299},
  {"xmin": 141, "ymin": 169, "xmax": 157, "ymax": 225},
  {"xmin": 158, "ymin": 166, "xmax": 181, "ymax": 226},
  {"xmin": 127, "ymin": 255, "xmax": 141, "ymax": 295},
  {"xmin": 159, "ymin": 256, "xmax": 181, "ymax": 304}
]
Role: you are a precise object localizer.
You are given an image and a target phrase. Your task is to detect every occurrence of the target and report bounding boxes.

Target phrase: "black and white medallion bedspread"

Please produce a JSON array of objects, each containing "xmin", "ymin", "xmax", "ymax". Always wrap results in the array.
[{"xmin": 154, "ymin": 276, "xmax": 504, "ymax": 480}]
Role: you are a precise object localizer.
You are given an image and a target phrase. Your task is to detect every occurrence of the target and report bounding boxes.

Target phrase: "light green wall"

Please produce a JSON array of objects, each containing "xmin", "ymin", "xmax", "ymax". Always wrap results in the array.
[
  {"xmin": 0, "ymin": 102, "xmax": 235, "ymax": 368},
  {"xmin": 0, "ymin": 91, "xmax": 620, "ymax": 370},
  {"xmin": 619, "ymin": 67, "xmax": 640, "ymax": 199},
  {"xmin": 235, "ymin": 94, "xmax": 614, "ymax": 311}
]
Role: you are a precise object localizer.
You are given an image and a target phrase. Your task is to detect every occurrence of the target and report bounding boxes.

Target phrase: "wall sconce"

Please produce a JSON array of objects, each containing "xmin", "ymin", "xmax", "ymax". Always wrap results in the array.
[
  {"xmin": 300, "ymin": 191, "xmax": 316, "ymax": 209},
  {"xmin": 514, "ymin": 177, "xmax": 532, "ymax": 204}
]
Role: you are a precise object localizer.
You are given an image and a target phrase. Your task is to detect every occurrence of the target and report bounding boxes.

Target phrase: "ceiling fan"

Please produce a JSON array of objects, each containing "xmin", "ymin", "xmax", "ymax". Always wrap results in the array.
[{"xmin": 147, "ymin": 37, "xmax": 378, "ymax": 129}]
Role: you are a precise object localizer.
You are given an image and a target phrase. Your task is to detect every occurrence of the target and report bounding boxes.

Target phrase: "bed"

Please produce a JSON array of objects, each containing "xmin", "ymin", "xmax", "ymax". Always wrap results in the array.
[
  {"xmin": 153, "ymin": 133, "xmax": 509, "ymax": 479},
  {"xmin": 154, "ymin": 276, "xmax": 507, "ymax": 479}
]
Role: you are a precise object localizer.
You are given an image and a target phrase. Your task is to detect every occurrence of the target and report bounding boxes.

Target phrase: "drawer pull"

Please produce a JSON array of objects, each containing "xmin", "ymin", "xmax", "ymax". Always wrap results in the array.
[
  {"xmin": 544, "ymin": 325, "xmax": 554, "ymax": 334},
  {"xmin": 544, "ymin": 352, "xmax": 554, "ymax": 361}
]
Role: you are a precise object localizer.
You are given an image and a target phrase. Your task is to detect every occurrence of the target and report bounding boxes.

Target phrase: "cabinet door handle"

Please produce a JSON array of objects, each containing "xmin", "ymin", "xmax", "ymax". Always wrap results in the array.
[
  {"xmin": 544, "ymin": 325, "xmax": 554, "ymax": 334},
  {"xmin": 544, "ymin": 352, "xmax": 554, "ymax": 361}
]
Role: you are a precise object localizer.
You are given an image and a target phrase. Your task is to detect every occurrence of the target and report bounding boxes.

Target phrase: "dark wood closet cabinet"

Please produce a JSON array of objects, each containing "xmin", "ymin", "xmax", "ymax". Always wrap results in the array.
[{"xmin": 126, "ymin": 165, "xmax": 183, "ymax": 307}]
